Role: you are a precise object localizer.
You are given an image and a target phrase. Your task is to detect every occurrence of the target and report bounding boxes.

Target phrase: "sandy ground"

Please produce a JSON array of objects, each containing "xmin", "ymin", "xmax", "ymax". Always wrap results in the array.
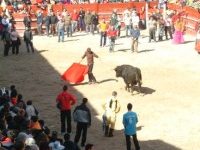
[{"xmin": 0, "ymin": 30, "xmax": 200, "ymax": 150}]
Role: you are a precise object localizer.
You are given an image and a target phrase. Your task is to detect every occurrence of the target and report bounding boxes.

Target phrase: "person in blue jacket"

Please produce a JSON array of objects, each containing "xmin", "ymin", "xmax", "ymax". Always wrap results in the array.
[{"xmin": 123, "ymin": 103, "xmax": 140, "ymax": 150}]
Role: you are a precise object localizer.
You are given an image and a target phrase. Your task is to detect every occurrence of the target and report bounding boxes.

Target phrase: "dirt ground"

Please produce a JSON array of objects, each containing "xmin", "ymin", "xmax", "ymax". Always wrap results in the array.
[{"xmin": 0, "ymin": 30, "xmax": 200, "ymax": 150}]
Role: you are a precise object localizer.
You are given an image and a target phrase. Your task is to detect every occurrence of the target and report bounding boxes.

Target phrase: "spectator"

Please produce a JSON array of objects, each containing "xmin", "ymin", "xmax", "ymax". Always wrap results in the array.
[
  {"xmin": 172, "ymin": 17, "xmax": 185, "ymax": 44},
  {"xmin": 102, "ymin": 91, "xmax": 120, "ymax": 137},
  {"xmin": 85, "ymin": 144, "xmax": 93, "ymax": 150},
  {"xmin": 130, "ymin": 25, "xmax": 140, "ymax": 53},
  {"xmin": 71, "ymin": 9, "xmax": 79, "ymax": 33},
  {"xmin": 63, "ymin": 133, "xmax": 80, "ymax": 150},
  {"xmin": 157, "ymin": 16, "xmax": 165, "ymax": 41},
  {"xmin": 44, "ymin": 12, "xmax": 51, "ymax": 36},
  {"xmin": 1, "ymin": 15, "xmax": 10, "ymax": 30},
  {"xmin": 50, "ymin": 12, "xmax": 58, "ymax": 36},
  {"xmin": 13, "ymin": 109, "xmax": 27, "ymax": 131},
  {"xmin": 123, "ymin": 12, "xmax": 132, "ymax": 37},
  {"xmin": 123, "ymin": 103, "xmax": 140, "ymax": 150},
  {"xmin": 164, "ymin": 14, "xmax": 173, "ymax": 40},
  {"xmin": 10, "ymin": 27, "xmax": 20, "ymax": 55},
  {"xmin": 1, "ymin": 27, "xmax": 11, "ymax": 56},
  {"xmin": 91, "ymin": 11, "xmax": 99, "ymax": 35},
  {"xmin": 81, "ymin": 48, "xmax": 99, "ymax": 84},
  {"xmin": 26, "ymin": 100, "xmax": 38, "ymax": 120},
  {"xmin": 64, "ymin": 11, "xmax": 72, "ymax": 37},
  {"xmin": 56, "ymin": 85, "xmax": 76, "ymax": 134},
  {"xmin": 98, "ymin": 18, "xmax": 108, "ymax": 47},
  {"xmin": 10, "ymin": 85, "xmax": 18, "ymax": 99},
  {"xmin": 23, "ymin": 27, "xmax": 35, "ymax": 53},
  {"xmin": 36, "ymin": 10, "xmax": 43, "ymax": 35},
  {"xmin": 73, "ymin": 98, "xmax": 91, "ymax": 147},
  {"xmin": 49, "ymin": 131, "xmax": 64, "ymax": 150},
  {"xmin": 107, "ymin": 25, "xmax": 118, "ymax": 52},
  {"xmin": 148, "ymin": 16, "xmax": 157, "ymax": 43},
  {"xmin": 29, "ymin": 116, "xmax": 42, "ymax": 130},
  {"xmin": 110, "ymin": 9, "xmax": 118, "ymax": 28},
  {"xmin": 78, "ymin": 7, "xmax": 85, "ymax": 31},
  {"xmin": 23, "ymin": 13, "xmax": 31, "ymax": 28},
  {"xmin": 57, "ymin": 18, "xmax": 65, "ymax": 42},
  {"xmin": 131, "ymin": 10, "xmax": 139, "ymax": 27},
  {"xmin": 84, "ymin": 10, "xmax": 92, "ymax": 33}
]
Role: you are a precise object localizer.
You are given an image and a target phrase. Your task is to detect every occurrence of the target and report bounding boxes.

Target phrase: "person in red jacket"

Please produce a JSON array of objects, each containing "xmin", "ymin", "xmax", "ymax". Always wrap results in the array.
[
  {"xmin": 107, "ymin": 25, "xmax": 118, "ymax": 52},
  {"xmin": 56, "ymin": 85, "xmax": 76, "ymax": 134},
  {"xmin": 71, "ymin": 9, "xmax": 79, "ymax": 33}
]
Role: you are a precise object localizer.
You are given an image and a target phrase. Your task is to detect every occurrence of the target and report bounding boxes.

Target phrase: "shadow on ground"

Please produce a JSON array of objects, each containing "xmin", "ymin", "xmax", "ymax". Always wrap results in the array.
[
  {"xmin": 139, "ymin": 49, "xmax": 155, "ymax": 53},
  {"xmin": 70, "ymin": 78, "xmax": 118, "ymax": 86}
]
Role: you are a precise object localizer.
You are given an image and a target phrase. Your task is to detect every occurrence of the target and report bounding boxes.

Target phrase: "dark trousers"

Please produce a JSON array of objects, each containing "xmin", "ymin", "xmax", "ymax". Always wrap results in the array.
[
  {"xmin": 51, "ymin": 24, "xmax": 56, "ymax": 36},
  {"xmin": 25, "ymin": 40, "xmax": 34, "ymax": 53},
  {"xmin": 149, "ymin": 29, "xmax": 156, "ymax": 42},
  {"xmin": 60, "ymin": 110, "xmax": 71, "ymax": 133},
  {"xmin": 66, "ymin": 25, "xmax": 72, "ymax": 37},
  {"xmin": 79, "ymin": 18, "xmax": 85, "ymax": 31},
  {"xmin": 37, "ymin": 24, "xmax": 42, "ymax": 35},
  {"xmin": 45, "ymin": 25, "xmax": 50, "ymax": 36},
  {"xmin": 4, "ymin": 41, "xmax": 11, "ymax": 56},
  {"xmin": 74, "ymin": 122, "xmax": 88, "ymax": 145},
  {"xmin": 165, "ymin": 26, "xmax": 172, "ymax": 40},
  {"xmin": 88, "ymin": 63, "xmax": 96, "ymax": 83},
  {"xmin": 100, "ymin": 32, "xmax": 107, "ymax": 46},
  {"xmin": 117, "ymin": 25, "xmax": 121, "ymax": 37},
  {"xmin": 12, "ymin": 40, "xmax": 19, "ymax": 54},
  {"xmin": 125, "ymin": 134, "xmax": 140, "ymax": 150}
]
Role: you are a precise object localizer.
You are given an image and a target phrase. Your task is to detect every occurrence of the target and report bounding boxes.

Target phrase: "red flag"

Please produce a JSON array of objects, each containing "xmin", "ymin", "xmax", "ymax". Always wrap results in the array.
[{"xmin": 62, "ymin": 63, "xmax": 88, "ymax": 83}]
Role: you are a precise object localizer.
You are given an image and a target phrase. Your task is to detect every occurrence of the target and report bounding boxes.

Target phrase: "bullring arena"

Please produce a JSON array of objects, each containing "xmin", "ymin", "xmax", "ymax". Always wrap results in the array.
[{"xmin": 1, "ymin": 28, "xmax": 200, "ymax": 149}]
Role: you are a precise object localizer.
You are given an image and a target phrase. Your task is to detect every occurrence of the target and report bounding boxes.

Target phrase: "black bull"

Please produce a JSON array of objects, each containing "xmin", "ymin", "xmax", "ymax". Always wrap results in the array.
[{"xmin": 114, "ymin": 65, "xmax": 142, "ymax": 93}]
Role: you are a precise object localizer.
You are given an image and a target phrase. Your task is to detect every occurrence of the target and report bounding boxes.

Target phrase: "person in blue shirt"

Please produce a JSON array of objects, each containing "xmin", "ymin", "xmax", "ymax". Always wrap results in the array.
[
  {"xmin": 123, "ymin": 103, "xmax": 140, "ymax": 150},
  {"xmin": 130, "ymin": 25, "xmax": 140, "ymax": 53}
]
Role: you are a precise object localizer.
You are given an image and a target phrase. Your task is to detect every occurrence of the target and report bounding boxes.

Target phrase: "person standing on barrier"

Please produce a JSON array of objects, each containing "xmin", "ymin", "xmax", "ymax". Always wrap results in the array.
[{"xmin": 123, "ymin": 103, "xmax": 140, "ymax": 150}]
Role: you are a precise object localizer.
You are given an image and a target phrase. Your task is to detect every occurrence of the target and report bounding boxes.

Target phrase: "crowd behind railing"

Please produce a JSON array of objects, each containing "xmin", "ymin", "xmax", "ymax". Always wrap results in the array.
[{"xmin": 0, "ymin": 1, "xmax": 192, "ymax": 57}]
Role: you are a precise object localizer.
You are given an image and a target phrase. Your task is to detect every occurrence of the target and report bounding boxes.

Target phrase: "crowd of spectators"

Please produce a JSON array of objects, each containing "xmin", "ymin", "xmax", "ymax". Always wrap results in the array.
[{"xmin": 0, "ymin": 85, "xmax": 94, "ymax": 150}]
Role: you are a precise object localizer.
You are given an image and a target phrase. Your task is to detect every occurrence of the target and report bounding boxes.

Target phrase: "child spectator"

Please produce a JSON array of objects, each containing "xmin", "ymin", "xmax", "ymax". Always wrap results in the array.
[
  {"xmin": 49, "ymin": 131, "xmax": 64, "ymax": 150},
  {"xmin": 26, "ymin": 100, "xmax": 39, "ymax": 120},
  {"xmin": 29, "ymin": 116, "xmax": 42, "ymax": 130},
  {"xmin": 107, "ymin": 25, "xmax": 118, "ymax": 52},
  {"xmin": 63, "ymin": 133, "xmax": 80, "ymax": 150}
]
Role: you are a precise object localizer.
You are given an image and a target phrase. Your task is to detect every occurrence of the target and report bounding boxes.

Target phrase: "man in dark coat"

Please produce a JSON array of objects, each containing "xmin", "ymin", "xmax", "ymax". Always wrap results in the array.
[
  {"xmin": 91, "ymin": 11, "xmax": 99, "ymax": 35},
  {"xmin": 23, "ymin": 13, "xmax": 31, "ymax": 28},
  {"xmin": 23, "ymin": 27, "xmax": 34, "ymax": 53},
  {"xmin": 50, "ymin": 12, "xmax": 58, "ymax": 36},
  {"xmin": 1, "ymin": 28, "xmax": 11, "ymax": 56},
  {"xmin": 44, "ymin": 13, "xmax": 51, "ymax": 36},
  {"xmin": 73, "ymin": 98, "xmax": 91, "ymax": 147},
  {"xmin": 36, "ymin": 10, "xmax": 43, "ymax": 35}
]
